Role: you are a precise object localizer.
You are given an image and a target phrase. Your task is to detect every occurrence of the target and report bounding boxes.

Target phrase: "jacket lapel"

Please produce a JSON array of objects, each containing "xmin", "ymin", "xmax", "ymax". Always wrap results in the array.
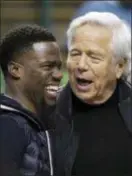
[{"xmin": 118, "ymin": 80, "xmax": 132, "ymax": 134}]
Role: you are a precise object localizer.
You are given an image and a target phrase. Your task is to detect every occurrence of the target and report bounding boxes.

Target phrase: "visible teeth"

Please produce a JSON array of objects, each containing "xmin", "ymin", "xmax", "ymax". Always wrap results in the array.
[
  {"xmin": 47, "ymin": 90, "xmax": 56, "ymax": 93},
  {"xmin": 46, "ymin": 86, "xmax": 59, "ymax": 91}
]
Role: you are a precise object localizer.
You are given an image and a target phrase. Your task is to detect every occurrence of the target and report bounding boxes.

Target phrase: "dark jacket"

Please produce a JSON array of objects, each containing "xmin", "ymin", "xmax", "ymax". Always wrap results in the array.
[
  {"xmin": 55, "ymin": 80, "xmax": 132, "ymax": 176},
  {"xmin": 0, "ymin": 94, "xmax": 55, "ymax": 176}
]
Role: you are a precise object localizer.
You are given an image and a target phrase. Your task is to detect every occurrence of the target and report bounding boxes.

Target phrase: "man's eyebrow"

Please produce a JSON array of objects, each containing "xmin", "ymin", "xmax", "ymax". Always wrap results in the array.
[
  {"xmin": 88, "ymin": 50, "xmax": 104, "ymax": 56},
  {"xmin": 39, "ymin": 61, "xmax": 54, "ymax": 64},
  {"xmin": 39, "ymin": 60, "xmax": 61, "ymax": 65}
]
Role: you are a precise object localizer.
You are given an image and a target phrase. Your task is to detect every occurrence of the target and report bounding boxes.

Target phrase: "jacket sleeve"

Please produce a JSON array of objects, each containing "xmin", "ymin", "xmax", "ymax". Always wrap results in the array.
[{"xmin": 0, "ymin": 116, "xmax": 28, "ymax": 176}]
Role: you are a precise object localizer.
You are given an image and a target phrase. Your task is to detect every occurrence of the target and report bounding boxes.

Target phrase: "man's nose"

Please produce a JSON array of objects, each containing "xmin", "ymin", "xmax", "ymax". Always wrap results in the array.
[
  {"xmin": 53, "ymin": 69, "xmax": 63, "ymax": 81},
  {"xmin": 77, "ymin": 54, "xmax": 88, "ymax": 72}
]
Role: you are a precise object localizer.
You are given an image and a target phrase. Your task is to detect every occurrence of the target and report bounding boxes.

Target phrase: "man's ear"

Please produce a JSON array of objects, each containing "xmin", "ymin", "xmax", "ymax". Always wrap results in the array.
[
  {"xmin": 8, "ymin": 61, "xmax": 24, "ymax": 79},
  {"xmin": 115, "ymin": 58, "xmax": 127, "ymax": 79}
]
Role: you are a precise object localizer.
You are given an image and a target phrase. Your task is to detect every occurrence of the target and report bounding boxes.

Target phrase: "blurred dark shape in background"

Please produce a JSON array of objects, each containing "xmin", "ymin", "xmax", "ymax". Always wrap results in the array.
[{"xmin": 73, "ymin": 1, "xmax": 131, "ymax": 26}]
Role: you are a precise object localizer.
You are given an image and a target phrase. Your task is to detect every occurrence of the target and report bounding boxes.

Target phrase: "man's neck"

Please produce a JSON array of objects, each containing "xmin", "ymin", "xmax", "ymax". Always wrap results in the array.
[{"xmin": 5, "ymin": 87, "xmax": 37, "ymax": 115}]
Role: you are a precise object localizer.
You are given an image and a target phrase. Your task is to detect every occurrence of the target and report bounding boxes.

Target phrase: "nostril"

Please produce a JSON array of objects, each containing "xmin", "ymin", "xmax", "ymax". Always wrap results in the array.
[
  {"xmin": 58, "ymin": 72, "xmax": 63, "ymax": 79},
  {"xmin": 77, "ymin": 67, "xmax": 87, "ymax": 73},
  {"xmin": 77, "ymin": 63, "xmax": 88, "ymax": 72},
  {"xmin": 53, "ymin": 71, "xmax": 63, "ymax": 79},
  {"xmin": 53, "ymin": 74, "xmax": 62, "ymax": 82}
]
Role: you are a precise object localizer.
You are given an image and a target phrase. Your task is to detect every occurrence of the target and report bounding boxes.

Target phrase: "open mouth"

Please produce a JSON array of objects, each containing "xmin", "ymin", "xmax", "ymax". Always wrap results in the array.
[
  {"xmin": 76, "ymin": 78, "xmax": 93, "ymax": 91},
  {"xmin": 77, "ymin": 78, "xmax": 93, "ymax": 85},
  {"xmin": 45, "ymin": 85, "xmax": 59, "ymax": 99}
]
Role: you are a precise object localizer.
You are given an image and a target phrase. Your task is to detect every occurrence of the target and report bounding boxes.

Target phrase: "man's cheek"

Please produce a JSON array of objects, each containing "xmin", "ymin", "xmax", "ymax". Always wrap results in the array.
[
  {"xmin": 67, "ymin": 60, "xmax": 75, "ymax": 69},
  {"xmin": 44, "ymin": 71, "xmax": 53, "ymax": 80}
]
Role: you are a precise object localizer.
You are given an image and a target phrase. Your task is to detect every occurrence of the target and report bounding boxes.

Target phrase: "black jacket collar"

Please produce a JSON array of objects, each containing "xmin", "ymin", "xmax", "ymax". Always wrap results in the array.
[
  {"xmin": 118, "ymin": 81, "xmax": 132, "ymax": 133},
  {"xmin": 57, "ymin": 80, "xmax": 132, "ymax": 133},
  {"xmin": 56, "ymin": 83, "xmax": 72, "ymax": 121},
  {"xmin": 0, "ymin": 94, "xmax": 45, "ymax": 130}
]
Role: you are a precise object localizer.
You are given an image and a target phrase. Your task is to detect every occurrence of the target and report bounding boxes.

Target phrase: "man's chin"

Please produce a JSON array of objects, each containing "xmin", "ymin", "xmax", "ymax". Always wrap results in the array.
[
  {"xmin": 45, "ymin": 98, "xmax": 56, "ymax": 106},
  {"xmin": 43, "ymin": 90, "xmax": 58, "ymax": 106},
  {"xmin": 75, "ymin": 91, "xmax": 96, "ymax": 103}
]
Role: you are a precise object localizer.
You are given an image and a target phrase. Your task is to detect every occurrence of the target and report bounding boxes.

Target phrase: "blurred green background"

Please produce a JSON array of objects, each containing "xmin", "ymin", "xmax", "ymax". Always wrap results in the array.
[
  {"xmin": 0, "ymin": 69, "xmax": 5, "ymax": 93},
  {"xmin": 61, "ymin": 71, "xmax": 68, "ymax": 86}
]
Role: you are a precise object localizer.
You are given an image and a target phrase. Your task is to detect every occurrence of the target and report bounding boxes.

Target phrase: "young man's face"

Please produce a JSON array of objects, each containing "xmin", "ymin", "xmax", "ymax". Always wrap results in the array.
[{"xmin": 21, "ymin": 42, "xmax": 63, "ymax": 106}]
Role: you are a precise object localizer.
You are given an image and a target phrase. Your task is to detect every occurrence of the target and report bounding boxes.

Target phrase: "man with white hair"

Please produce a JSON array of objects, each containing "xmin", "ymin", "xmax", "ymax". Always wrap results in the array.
[{"xmin": 55, "ymin": 12, "xmax": 132, "ymax": 176}]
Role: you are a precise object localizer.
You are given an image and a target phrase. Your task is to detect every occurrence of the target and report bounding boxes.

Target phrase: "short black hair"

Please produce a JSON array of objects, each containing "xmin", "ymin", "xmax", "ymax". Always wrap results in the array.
[{"xmin": 0, "ymin": 24, "xmax": 56, "ymax": 75}]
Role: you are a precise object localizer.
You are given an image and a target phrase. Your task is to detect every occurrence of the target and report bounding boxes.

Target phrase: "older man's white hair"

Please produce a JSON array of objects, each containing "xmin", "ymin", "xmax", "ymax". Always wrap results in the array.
[{"xmin": 67, "ymin": 12, "xmax": 131, "ymax": 83}]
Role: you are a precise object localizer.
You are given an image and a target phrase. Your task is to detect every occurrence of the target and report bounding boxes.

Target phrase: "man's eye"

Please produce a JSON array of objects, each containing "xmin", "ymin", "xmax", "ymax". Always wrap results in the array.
[
  {"xmin": 91, "ymin": 56, "xmax": 101, "ymax": 60},
  {"xmin": 41, "ymin": 64, "xmax": 53, "ymax": 69},
  {"xmin": 57, "ymin": 63, "xmax": 62, "ymax": 70},
  {"xmin": 70, "ymin": 53, "xmax": 80, "ymax": 56},
  {"xmin": 47, "ymin": 64, "xmax": 54, "ymax": 68}
]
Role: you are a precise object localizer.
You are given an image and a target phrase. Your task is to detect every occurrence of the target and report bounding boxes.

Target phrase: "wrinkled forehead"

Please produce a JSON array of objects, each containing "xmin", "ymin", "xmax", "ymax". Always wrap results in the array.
[
  {"xmin": 73, "ymin": 23, "xmax": 112, "ymax": 41},
  {"xmin": 69, "ymin": 24, "xmax": 112, "ymax": 52}
]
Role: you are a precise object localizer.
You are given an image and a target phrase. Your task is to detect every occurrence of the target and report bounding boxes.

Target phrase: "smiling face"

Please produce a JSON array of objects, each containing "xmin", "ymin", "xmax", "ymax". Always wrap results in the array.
[
  {"xmin": 20, "ymin": 42, "xmax": 62, "ymax": 106},
  {"xmin": 67, "ymin": 24, "xmax": 125, "ymax": 104}
]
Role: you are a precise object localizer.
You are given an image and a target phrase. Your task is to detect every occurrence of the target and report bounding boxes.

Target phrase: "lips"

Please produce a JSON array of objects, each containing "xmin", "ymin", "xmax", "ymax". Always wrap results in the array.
[
  {"xmin": 76, "ymin": 77, "xmax": 93, "ymax": 91},
  {"xmin": 45, "ymin": 85, "xmax": 59, "ymax": 99}
]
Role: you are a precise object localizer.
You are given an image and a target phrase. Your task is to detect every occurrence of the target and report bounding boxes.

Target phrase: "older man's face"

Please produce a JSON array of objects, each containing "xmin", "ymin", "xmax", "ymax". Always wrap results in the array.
[{"xmin": 67, "ymin": 24, "xmax": 124, "ymax": 104}]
